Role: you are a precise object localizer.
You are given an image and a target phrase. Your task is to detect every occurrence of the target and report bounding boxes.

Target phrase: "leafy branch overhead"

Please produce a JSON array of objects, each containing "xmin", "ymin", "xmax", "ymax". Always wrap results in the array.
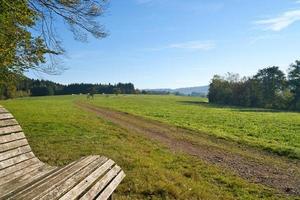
[{"xmin": 0, "ymin": 0, "xmax": 108, "ymax": 76}]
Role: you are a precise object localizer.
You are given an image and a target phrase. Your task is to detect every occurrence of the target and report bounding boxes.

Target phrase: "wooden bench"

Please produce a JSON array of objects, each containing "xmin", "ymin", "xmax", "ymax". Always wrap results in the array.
[{"xmin": 0, "ymin": 105, "xmax": 125, "ymax": 200}]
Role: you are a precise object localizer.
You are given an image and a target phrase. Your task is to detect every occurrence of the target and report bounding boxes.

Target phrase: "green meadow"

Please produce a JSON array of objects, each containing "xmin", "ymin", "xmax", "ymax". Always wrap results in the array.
[
  {"xmin": 0, "ymin": 95, "xmax": 298, "ymax": 199},
  {"xmin": 89, "ymin": 95, "xmax": 300, "ymax": 159}
]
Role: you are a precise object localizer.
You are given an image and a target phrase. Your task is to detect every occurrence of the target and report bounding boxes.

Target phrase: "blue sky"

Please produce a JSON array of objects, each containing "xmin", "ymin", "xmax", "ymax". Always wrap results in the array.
[{"xmin": 28, "ymin": 0, "xmax": 300, "ymax": 89}]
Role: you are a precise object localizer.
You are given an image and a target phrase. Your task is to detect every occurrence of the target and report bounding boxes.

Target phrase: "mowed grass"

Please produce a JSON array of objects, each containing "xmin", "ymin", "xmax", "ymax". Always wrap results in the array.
[
  {"xmin": 0, "ymin": 95, "xmax": 289, "ymax": 199},
  {"xmin": 88, "ymin": 95, "xmax": 300, "ymax": 159}
]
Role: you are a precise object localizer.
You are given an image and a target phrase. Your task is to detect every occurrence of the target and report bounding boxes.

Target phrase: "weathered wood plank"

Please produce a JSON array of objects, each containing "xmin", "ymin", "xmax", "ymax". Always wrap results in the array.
[
  {"xmin": 0, "ymin": 145, "xmax": 31, "ymax": 162},
  {"xmin": 36, "ymin": 157, "xmax": 108, "ymax": 200},
  {"xmin": 0, "ymin": 108, "xmax": 8, "ymax": 114},
  {"xmin": 0, "ymin": 152, "xmax": 35, "ymax": 170},
  {"xmin": 0, "ymin": 132, "xmax": 26, "ymax": 144},
  {"xmin": 60, "ymin": 159, "xmax": 115, "ymax": 200},
  {"xmin": 0, "ymin": 157, "xmax": 40, "ymax": 178},
  {"xmin": 0, "ymin": 119, "xmax": 19, "ymax": 129},
  {"xmin": 96, "ymin": 171, "xmax": 126, "ymax": 200},
  {"xmin": 0, "ymin": 165, "xmax": 57, "ymax": 199},
  {"xmin": 0, "ymin": 138, "xmax": 28, "ymax": 153},
  {"xmin": 12, "ymin": 156, "xmax": 99, "ymax": 199},
  {"xmin": 0, "ymin": 106, "xmax": 125, "ymax": 199},
  {"xmin": 0, "ymin": 113, "xmax": 13, "ymax": 120},
  {"xmin": 0, "ymin": 162, "xmax": 44, "ymax": 186},
  {"xmin": 0, "ymin": 125, "xmax": 22, "ymax": 135},
  {"xmin": 80, "ymin": 165, "xmax": 121, "ymax": 200}
]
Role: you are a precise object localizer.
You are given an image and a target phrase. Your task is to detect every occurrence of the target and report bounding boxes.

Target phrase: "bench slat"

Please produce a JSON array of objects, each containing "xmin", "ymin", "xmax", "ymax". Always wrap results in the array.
[
  {"xmin": 0, "ymin": 145, "xmax": 32, "ymax": 162},
  {"xmin": 0, "ymin": 113, "xmax": 14, "ymax": 120},
  {"xmin": 36, "ymin": 157, "xmax": 108, "ymax": 200},
  {"xmin": 80, "ymin": 165, "xmax": 122, "ymax": 200},
  {"xmin": 0, "ymin": 125, "xmax": 22, "ymax": 135},
  {"xmin": 0, "ymin": 119, "xmax": 18, "ymax": 128},
  {"xmin": 0, "ymin": 165, "xmax": 57, "ymax": 198},
  {"xmin": 96, "ymin": 171, "xmax": 126, "ymax": 200},
  {"xmin": 0, "ymin": 152, "xmax": 35, "ymax": 170},
  {"xmin": 12, "ymin": 156, "xmax": 100, "ymax": 199},
  {"xmin": 0, "ymin": 162, "xmax": 44, "ymax": 186},
  {"xmin": 0, "ymin": 157, "xmax": 40, "ymax": 178},
  {"xmin": 0, "ymin": 138, "xmax": 28, "ymax": 153},
  {"xmin": 60, "ymin": 159, "xmax": 115, "ymax": 200},
  {"xmin": 0, "ymin": 108, "xmax": 8, "ymax": 114},
  {"xmin": 0, "ymin": 132, "xmax": 26, "ymax": 144}
]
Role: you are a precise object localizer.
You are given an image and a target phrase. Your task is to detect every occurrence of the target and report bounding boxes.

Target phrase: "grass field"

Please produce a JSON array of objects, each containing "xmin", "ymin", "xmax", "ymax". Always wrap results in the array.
[
  {"xmin": 0, "ymin": 95, "xmax": 298, "ymax": 199},
  {"xmin": 88, "ymin": 95, "xmax": 300, "ymax": 159}
]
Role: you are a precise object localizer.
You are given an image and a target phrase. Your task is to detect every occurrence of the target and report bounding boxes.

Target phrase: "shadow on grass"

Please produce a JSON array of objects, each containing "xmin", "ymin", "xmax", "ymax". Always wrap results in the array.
[
  {"xmin": 178, "ymin": 101, "xmax": 299, "ymax": 113},
  {"xmin": 236, "ymin": 108, "xmax": 283, "ymax": 113},
  {"xmin": 178, "ymin": 101, "xmax": 234, "ymax": 109},
  {"xmin": 233, "ymin": 107, "xmax": 299, "ymax": 113},
  {"xmin": 179, "ymin": 101, "xmax": 210, "ymax": 106}
]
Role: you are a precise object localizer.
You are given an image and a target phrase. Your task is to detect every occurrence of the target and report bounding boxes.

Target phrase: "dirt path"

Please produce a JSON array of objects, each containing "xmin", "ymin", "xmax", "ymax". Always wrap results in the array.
[{"xmin": 76, "ymin": 101, "xmax": 300, "ymax": 196}]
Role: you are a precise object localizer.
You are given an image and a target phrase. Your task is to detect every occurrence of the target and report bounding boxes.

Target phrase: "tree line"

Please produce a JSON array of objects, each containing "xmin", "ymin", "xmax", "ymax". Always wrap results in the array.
[
  {"xmin": 208, "ymin": 60, "xmax": 300, "ymax": 111},
  {"xmin": 0, "ymin": 77, "xmax": 136, "ymax": 99}
]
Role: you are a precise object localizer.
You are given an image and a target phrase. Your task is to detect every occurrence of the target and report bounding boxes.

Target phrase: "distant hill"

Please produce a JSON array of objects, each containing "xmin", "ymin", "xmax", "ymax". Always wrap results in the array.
[
  {"xmin": 174, "ymin": 85, "xmax": 209, "ymax": 95},
  {"xmin": 145, "ymin": 85, "xmax": 209, "ymax": 96}
]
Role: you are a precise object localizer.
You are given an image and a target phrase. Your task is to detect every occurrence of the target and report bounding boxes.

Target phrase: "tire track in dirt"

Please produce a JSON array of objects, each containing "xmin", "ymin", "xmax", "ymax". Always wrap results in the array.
[{"xmin": 76, "ymin": 101, "xmax": 300, "ymax": 196}]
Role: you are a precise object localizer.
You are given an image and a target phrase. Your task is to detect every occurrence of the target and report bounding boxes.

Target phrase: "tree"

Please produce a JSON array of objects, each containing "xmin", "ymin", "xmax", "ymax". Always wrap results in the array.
[
  {"xmin": 208, "ymin": 75, "xmax": 233, "ymax": 104},
  {"xmin": 288, "ymin": 60, "xmax": 300, "ymax": 110},
  {"xmin": 30, "ymin": 87, "xmax": 47, "ymax": 96},
  {"xmin": 248, "ymin": 78, "xmax": 264, "ymax": 107},
  {"xmin": 231, "ymin": 79, "xmax": 251, "ymax": 107},
  {"xmin": 113, "ymin": 88, "xmax": 121, "ymax": 96},
  {"xmin": 1, "ymin": 1, "xmax": 52, "ymax": 76},
  {"xmin": 0, "ymin": 0, "xmax": 108, "ymax": 76},
  {"xmin": 253, "ymin": 66, "xmax": 286, "ymax": 108},
  {"xmin": 0, "ymin": 68, "xmax": 25, "ymax": 99}
]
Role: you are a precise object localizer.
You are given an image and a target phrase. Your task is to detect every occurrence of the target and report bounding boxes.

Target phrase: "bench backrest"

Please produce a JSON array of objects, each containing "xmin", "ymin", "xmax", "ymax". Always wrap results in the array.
[{"xmin": 0, "ymin": 105, "xmax": 36, "ymax": 177}]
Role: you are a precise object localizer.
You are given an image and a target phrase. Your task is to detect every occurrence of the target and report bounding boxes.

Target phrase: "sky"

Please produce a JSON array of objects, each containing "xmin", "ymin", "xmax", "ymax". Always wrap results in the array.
[{"xmin": 27, "ymin": 0, "xmax": 300, "ymax": 89}]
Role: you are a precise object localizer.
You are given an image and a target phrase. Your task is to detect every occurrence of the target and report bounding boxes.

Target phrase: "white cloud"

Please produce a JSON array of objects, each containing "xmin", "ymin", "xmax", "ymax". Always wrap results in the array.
[{"xmin": 255, "ymin": 9, "xmax": 300, "ymax": 31}]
